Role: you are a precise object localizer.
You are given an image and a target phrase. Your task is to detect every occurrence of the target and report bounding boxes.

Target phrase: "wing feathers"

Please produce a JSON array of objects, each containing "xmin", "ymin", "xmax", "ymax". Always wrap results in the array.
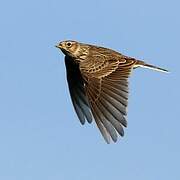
[
  {"xmin": 100, "ymin": 96, "xmax": 127, "ymax": 127},
  {"xmin": 102, "ymin": 84, "xmax": 128, "ymax": 107},
  {"xmin": 102, "ymin": 82, "xmax": 128, "ymax": 105},
  {"xmin": 92, "ymin": 111, "xmax": 111, "ymax": 144},
  {"xmin": 72, "ymin": 99, "xmax": 86, "ymax": 124},
  {"xmin": 73, "ymin": 88, "xmax": 92, "ymax": 123},
  {"xmin": 104, "ymin": 79, "xmax": 128, "ymax": 93},
  {"xmin": 101, "ymin": 89, "xmax": 127, "ymax": 115},
  {"xmin": 80, "ymin": 57, "xmax": 132, "ymax": 142},
  {"xmin": 91, "ymin": 102, "xmax": 118, "ymax": 142},
  {"xmin": 65, "ymin": 51, "xmax": 136, "ymax": 143},
  {"xmin": 97, "ymin": 99, "xmax": 124, "ymax": 136},
  {"xmin": 65, "ymin": 56, "xmax": 93, "ymax": 124}
]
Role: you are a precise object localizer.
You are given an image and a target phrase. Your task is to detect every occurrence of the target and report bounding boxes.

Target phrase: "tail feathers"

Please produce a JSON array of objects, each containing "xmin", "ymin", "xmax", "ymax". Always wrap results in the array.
[{"xmin": 135, "ymin": 60, "xmax": 169, "ymax": 73}]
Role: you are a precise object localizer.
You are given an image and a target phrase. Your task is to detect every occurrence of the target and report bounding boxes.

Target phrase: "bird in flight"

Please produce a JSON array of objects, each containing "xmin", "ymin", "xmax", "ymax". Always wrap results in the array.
[{"xmin": 56, "ymin": 40, "xmax": 168, "ymax": 143}]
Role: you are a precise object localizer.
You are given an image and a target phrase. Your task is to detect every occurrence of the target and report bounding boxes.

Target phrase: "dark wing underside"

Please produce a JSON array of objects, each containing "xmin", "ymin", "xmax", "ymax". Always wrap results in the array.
[{"xmin": 65, "ymin": 56, "xmax": 92, "ymax": 124}]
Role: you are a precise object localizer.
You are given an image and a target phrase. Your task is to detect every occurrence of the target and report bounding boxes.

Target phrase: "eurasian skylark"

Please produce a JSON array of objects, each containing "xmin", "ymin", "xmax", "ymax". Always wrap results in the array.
[{"xmin": 56, "ymin": 40, "xmax": 168, "ymax": 143}]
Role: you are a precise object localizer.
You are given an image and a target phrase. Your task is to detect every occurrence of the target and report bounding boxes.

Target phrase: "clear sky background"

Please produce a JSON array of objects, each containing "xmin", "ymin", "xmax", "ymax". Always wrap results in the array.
[{"xmin": 0, "ymin": 0, "xmax": 179, "ymax": 180}]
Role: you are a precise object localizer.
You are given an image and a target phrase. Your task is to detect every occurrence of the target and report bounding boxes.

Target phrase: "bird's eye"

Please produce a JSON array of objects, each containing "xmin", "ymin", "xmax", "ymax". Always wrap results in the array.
[{"xmin": 66, "ymin": 42, "xmax": 72, "ymax": 47}]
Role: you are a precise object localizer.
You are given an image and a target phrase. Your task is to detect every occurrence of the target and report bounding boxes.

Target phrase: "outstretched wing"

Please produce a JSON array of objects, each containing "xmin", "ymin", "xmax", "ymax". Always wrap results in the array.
[
  {"xmin": 65, "ymin": 56, "xmax": 92, "ymax": 125},
  {"xmin": 80, "ymin": 54, "xmax": 136, "ymax": 143}
]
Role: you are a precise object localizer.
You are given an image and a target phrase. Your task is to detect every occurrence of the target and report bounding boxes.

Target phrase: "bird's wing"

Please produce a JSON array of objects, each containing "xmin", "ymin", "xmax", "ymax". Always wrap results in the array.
[
  {"xmin": 65, "ymin": 56, "xmax": 93, "ymax": 124},
  {"xmin": 80, "ymin": 55, "xmax": 136, "ymax": 143}
]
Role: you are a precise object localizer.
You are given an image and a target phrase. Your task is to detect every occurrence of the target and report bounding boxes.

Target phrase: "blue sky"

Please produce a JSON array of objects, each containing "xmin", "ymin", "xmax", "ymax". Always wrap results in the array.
[{"xmin": 0, "ymin": 0, "xmax": 179, "ymax": 179}]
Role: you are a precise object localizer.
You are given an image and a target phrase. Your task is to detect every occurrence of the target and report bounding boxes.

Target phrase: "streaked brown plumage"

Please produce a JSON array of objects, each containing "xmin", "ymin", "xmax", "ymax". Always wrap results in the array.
[{"xmin": 56, "ymin": 40, "xmax": 168, "ymax": 143}]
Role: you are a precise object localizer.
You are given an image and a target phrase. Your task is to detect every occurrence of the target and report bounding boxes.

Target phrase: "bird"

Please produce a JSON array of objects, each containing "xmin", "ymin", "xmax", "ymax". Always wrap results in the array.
[{"xmin": 55, "ymin": 40, "xmax": 168, "ymax": 144}]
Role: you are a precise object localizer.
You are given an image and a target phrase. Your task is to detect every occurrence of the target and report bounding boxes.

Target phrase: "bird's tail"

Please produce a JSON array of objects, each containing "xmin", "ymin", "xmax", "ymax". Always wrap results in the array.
[{"xmin": 135, "ymin": 60, "xmax": 169, "ymax": 73}]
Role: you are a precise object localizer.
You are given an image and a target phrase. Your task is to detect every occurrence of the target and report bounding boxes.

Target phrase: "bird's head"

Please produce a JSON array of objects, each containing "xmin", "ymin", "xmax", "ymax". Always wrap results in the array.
[{"xmin": 55, "ymin": 40, "xmax": 89, "ymax": 61}]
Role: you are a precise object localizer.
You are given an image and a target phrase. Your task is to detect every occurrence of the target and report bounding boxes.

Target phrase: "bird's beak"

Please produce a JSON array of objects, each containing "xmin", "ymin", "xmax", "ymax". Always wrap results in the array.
[{"xmin": 55, "ymin": 43, "xmax": 63, "ymax": 49}]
